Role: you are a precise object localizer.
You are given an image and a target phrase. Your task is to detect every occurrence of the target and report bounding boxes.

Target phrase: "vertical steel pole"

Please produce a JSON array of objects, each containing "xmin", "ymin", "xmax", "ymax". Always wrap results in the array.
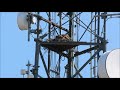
[
  {"xmin": 67, "ymin": 12, "xmax": 74, "ymax": 78},
  {"xmin": 34, "ymin": 12, "xmax": 40, "ymax": 78},
  {"xmin": 58, "ymin": 12, "xmax": 62, "ymax": 76},
  {"xmin": 97, "ymin": 12, "xmax": 100, "ymax": 61},
  {"xmin": 94, "ymin": 12, "xmax": 98, "ymax": 78},
  {"xmin": 48, "ymin": 12, "xmax": 51, "ymax": 75},
  {"xmin": 90, "ymin": 12, "xmax": 93, "ymax": 78},
  {"xmin": 103, "ymin": 12, "xmax": 107, "ymax": 52}
]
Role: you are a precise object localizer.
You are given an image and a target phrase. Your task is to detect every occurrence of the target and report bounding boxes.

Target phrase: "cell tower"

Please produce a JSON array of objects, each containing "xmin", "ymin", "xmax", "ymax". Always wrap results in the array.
[{"xmin": 17, "ymin": 12, "xmax": 120, "ymax": 78}]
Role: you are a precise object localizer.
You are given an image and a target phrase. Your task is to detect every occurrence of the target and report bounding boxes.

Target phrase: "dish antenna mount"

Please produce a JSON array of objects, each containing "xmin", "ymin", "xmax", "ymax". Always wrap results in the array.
[{"xmin": 17, "ymin": 12, "xmax": 37, "ymax": 41}]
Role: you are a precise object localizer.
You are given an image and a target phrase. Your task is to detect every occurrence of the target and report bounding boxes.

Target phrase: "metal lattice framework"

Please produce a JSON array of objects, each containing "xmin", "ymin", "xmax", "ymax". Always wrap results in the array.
[{"xmin": 21, "ymin": 12, "xmax": 120, "ymax": 78}]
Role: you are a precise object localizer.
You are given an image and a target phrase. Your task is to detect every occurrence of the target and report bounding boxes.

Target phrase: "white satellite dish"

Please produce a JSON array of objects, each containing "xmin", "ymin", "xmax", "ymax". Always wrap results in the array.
[
  {"xmin": 17, "ymin": 12, "xmax": 29, "ymax": 30},
  {"xmin": 21, "ymin": 69, "xmax": 26, "ymax": 75},
  {"xmin": 17, "ymin": 12, "xmax": 37, "ymax": 30},
  {"xmin": 98, "ymin": 49, "xmax": 120, "ymax": 78}
]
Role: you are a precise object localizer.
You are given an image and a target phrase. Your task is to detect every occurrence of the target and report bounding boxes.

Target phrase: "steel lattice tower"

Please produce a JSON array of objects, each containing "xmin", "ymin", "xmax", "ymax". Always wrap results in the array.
[{"xmin": 19, "ymin": 12, "xmax": 120, "ymax": 78}]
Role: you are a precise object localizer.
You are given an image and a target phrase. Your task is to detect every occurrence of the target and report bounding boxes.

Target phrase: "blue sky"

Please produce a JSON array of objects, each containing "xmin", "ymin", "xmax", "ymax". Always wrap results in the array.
[{"xmin": 0, "ymin": 12, "xmax": 120, "ymax": 78}]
